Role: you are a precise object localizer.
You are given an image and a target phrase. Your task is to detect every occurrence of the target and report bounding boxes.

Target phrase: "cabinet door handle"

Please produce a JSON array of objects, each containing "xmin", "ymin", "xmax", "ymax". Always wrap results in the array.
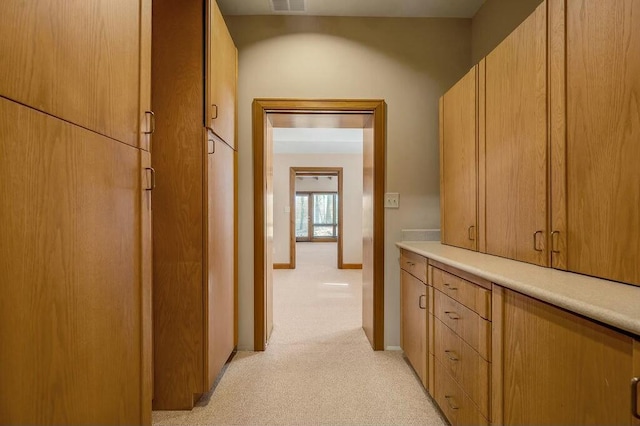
[
  {"xmin": 143, "ymin": 110, "xmax": 155, "ymax": 135},
  {"xmin": 533, "ymin": 230, "xmax": 544, "ymax": 252},
  {"xmin": 551, "ymin": 230, "xmax": 561, "ymax": 253},
  {"xmin": 418, "ymin": 294, "xmax": 426, "ymax": 310},
  {"xmin": 444, "ymin": 350, "xmax": 459, "ymax": 361},
  {"xmin": 444, "ymin": 311, "xmax": 460, "ymax": 320},
  {"xmin": 443, "ymin": 282, "xmax": 457, "ymax": 291},
  {"xmin": 444, "ymin": 395, "xmax": 459, "ymax": 410},
  {"xmin": 205, "ymin": 127, "xmax": 216, "ymax": 154},
  {"xmin": 211, "ymin": 104, "xmax": 218, "ymax": 120},
  {"xmin": 406, "ymin": 261, "xmax": 415, "ymax": 267},
  {"xmin": 145, "ymin": 167, "xmax": 156, "ymax": 191},
  {"xmin": 468, "ymin": 225, "xmax": 475, "ymax": 241},
  {"xmin": 632, "ymin": 377, "xmax": 640, "ymax": 419}
]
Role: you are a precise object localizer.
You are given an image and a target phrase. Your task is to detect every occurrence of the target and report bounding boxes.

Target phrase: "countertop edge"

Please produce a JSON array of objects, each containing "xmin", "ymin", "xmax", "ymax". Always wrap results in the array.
[{"xmin": 396, "ymin": 241, "xmax": 640, "ymax": 337}]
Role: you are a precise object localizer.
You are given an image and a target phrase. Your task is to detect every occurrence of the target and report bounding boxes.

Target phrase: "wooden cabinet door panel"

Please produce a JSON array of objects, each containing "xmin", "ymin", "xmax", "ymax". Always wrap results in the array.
[
  {"xmin": 207, "ymin": 0, "xmax": 237, "ymax": 148},
  {"xmin": 484, "ymin": 3, "xmax": 548, "ymax": 266},
  {"xmin": 561, "ymin": 0, "xmax": 640, "ymax": 286},
  {"xmin": 0, "ymin": 0, "xmax": 142, "ymax": 147},
  {"xmin": 500, "ymin": 289, "xmax": 635, "ymax": 425},
  {"xmin": 401, "ymin": 270, "xmax": 427, "ymax": 386},
  {"xmin": 206, "ymin": 138, "xmax": 236, "ymax": 389},
  {"xmin": 0, "ymin": 98, "xmax": 145, "ymax": 424},
  {"xmin": 441, "ymin": 67, "xmax": 477, "ymax": 251}
]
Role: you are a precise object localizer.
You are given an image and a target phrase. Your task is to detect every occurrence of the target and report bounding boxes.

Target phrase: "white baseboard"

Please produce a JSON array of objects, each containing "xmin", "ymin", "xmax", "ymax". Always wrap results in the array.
[{"xmin": 385, "ymin": 346, "xmax": 402, "ymax": 351}]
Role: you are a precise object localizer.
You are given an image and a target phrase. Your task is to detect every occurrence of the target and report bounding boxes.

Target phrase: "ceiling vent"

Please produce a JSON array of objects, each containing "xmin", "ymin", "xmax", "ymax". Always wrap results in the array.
[{"xmin": 270, "ymin": 0, "xmax": 306, "ymax": 13}]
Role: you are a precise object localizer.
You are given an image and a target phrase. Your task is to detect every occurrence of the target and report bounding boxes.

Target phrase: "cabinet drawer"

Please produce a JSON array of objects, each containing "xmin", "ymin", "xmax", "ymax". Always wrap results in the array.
[
  {"xmin": 435, "ymin": 359, "xmax": 489, "ymax": 426},
  {"xmin": 433, "ymin": 267, "xmax": 491, "ymax": 319},
  {"xmin": 434, "ymin": 290, "xmax": 491, "ymax": 361},
  {"xmin": 400, "ymin": 249, "xmax": 427, "ymax": 282},
  {"xmin": 434, "ymin": 317, "xmax": 489, "ymax": 419}
]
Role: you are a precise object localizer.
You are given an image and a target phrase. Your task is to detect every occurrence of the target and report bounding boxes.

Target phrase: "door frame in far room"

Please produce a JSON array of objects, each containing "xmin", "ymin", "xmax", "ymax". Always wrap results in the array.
[
  {"xmin": 283, "ymin": 167, "xmax": 344, "ymax": 270},
  {"xmin": 252, "ymin": 99, "xmax": 386, "ymax": 352}
]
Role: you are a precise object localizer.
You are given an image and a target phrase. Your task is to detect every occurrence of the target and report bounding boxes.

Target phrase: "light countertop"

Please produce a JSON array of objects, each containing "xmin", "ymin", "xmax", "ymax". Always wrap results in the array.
[{"xmin": 396, "ymin": 241, "xmax": 640, "ymax": 337}]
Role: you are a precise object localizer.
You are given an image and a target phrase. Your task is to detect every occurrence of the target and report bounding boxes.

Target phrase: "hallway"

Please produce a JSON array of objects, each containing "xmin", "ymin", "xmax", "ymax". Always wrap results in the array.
[{"xmin": 153, "ymin": 243, "xmax": 445, "ymax": 425}]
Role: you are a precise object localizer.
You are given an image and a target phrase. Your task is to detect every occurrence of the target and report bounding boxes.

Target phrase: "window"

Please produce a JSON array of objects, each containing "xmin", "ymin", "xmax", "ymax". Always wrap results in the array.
[{"xmin": 295, "ymin": 192, "xmax": 338, "ymax": 241}]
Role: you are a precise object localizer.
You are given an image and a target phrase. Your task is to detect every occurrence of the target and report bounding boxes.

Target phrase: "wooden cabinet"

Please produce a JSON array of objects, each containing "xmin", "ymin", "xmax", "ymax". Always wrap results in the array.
[
  {"xmin": 152, "ymin": 0, "xmax": 237, "ymax": 410},
  {"xmin": 549, "ymin": 0, "xmax": 640, "ymax": 286},
  {"xmin": 482, "ymin": 2, "xmax": 548, "ymax": 267},
  {"xmin": 493, "ymin": 286, "xmax": 640, "ymax": 425},
  {"xmin": 207, "ymin": 0, "xmax": 237, "ymax": 149},
  {"xmin": 399, "ymin": 249, "xmax": 428, "ymax": 388},
  {"xmin": 431, "ymin": 263, "xmax": 492, "ymax": 426},
  {"xmin": 0, "ymin": 97, "xmax": 149, "ymax": 424},
  {"xmin": 0, "ymin": 0, "xmax": 153, "ymax": 148},
  {"xmin": 439, "ymin": 66, "xmax": 478, "ymax": 251}
]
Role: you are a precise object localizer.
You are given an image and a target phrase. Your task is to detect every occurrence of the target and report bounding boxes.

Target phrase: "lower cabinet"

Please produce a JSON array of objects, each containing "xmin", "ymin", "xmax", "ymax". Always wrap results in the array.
[
  {"xmin": 400, "ymin": 269, "xmax": 428, "ymax": 387},
  {"xmin": 493, "ymin": 286, "xmax": 640, "ymax": 425}
]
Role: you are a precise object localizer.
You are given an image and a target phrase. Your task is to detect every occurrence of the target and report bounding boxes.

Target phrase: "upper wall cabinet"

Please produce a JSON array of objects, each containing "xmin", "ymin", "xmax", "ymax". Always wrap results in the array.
[
  {"xmin": 549, "ymin": 0, "xmax": 640, "ymax": 286},
  {"xmin": 0, "ymin": 0, "xmax": 151, "ymax": 148},
  {"xmin": 207, "ymin": 0, "xmax": 237, "ymax": 149},
  {"xmin": 440, "ymin": 67, "xmax": 478, "ymax": 251},
  {"xmin": 481, "ymin": 3, "xmax": 548, "ymax": 267}
]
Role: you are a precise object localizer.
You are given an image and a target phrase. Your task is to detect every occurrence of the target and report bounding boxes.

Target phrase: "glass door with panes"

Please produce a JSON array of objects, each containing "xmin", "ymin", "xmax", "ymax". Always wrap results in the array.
[{"xmin": 295, "ymin": 192, "xmax": 338, "ymax": 242}]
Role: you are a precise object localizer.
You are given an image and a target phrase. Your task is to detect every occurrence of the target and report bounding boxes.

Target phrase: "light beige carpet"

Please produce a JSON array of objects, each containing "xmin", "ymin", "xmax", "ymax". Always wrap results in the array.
[{"xmin": 153, "ymin": 243, "xmax": 445, "ymax": 425}]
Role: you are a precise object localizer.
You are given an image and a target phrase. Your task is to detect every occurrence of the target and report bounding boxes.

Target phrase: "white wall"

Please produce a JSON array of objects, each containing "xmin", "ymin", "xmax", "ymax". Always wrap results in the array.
[
  {"xmin": 226, "ymin": 15, "xmax": 472, "ymax": 350},
  {"xmin": 273, "ymin": 153, "xmax": 363, "ymax": 265}
]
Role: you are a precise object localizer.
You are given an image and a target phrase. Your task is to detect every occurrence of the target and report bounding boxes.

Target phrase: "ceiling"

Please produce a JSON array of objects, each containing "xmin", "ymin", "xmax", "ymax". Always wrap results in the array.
[
  {"xmin": 273, "ymin": 128, "xmax": 363, "ymax": 154},
  {"xmin": 217, "ymin": 0, "xmax": 486, "ymax": 18}
]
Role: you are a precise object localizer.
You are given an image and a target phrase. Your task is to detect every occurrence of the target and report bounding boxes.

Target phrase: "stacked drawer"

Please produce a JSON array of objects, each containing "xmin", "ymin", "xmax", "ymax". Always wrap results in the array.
[
  {"xmin": 431, "ymin": 263, "xmax": 492, "ymax": 426},
  {"xmin": 399, "ymin": 249, "xmax": 429, "ymax": 387}
]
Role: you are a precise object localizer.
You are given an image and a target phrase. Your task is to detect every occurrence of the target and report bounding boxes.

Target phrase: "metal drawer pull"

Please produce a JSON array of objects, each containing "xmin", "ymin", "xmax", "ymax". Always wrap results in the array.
[
  {"xmin": 444, "ymin": 395, "xmax": 459, "ymax": 410},
  {"xmin": 551, "ymin": 230, "xmax": 561, "ymax": 253},
  {"xmin": 143, "ymin": 110, "xmax": 155, "ymax": 135},
  {"xmin": 632, "ymin": 377, "xmax": 640, "ymax": 419},
  {"xmin": 533, "ymin": 230, "xmax": 544, "ymax": 252},
  {"xmin": 418, "ymin": 295, "xmax": 427, "ymax": 310},
  {"xmin": 444, "ymin": 311, "xmax": 460, "ymax": 320},
  {"xmin": 443, "ymin": 282, "xmax": 457, "ymax": 290},
  {"xmin": 468, "ymin": 225, "xmax": 475, "ymax": 241},
  {"xmin": 406, "ymin": 261, "xmax": 415, "ymax": 267},
  {"xmin": 444, "ymin": 350, "xmax": 459, "ymax": 361},
  {"xmin": 145, "ymin": 167, "xmax": 156, "ymax": 191}
]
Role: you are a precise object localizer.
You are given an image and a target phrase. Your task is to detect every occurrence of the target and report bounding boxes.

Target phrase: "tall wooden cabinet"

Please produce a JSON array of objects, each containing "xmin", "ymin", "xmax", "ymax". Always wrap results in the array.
[
  {"xmin": 549, "ymin": 0, "xmax": 640, "ymax": 286},
  {"xmin": 482, "ymin": 2, "xmax": 548, "ymax": 267},
  {"xmin": 439, "ymin": 66, "xmax": 478, "ymax": 251},
  {"xmin": 152, "ymin": 0, "xmax": 237, "ymax": 410},
  {"xmin": 0, "ymin": 0, "xmax": 153, "ymax": 423}
]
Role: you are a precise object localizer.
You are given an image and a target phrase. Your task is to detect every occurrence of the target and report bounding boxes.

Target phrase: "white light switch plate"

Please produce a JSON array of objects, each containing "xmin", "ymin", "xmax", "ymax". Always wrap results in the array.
[{"xmin": 384, "ymin": 193, "xmax": 399, "ymax": 209}]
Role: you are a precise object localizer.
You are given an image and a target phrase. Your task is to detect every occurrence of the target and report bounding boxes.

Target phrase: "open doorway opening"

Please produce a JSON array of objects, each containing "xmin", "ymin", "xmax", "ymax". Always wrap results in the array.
[{"xmin": 253, "ymin": 99, "xmax": 386, "ymax": 352}]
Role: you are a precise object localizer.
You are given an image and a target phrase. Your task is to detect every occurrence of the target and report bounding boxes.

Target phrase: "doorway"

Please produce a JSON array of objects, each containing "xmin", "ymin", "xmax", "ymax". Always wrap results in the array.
[
  {"xmin": 285, "ymin": 167, "xmax": 344, "ymax": 270},
  {"xmin": 253, "ymin": 99, "xmax": 386, "ymax": 351}
]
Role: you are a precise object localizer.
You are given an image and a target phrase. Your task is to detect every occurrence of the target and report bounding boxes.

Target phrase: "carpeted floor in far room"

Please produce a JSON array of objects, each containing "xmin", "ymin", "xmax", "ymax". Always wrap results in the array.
[{"xmin": 153, "ymin": 242, "xmax": 446, "ymax": 425}]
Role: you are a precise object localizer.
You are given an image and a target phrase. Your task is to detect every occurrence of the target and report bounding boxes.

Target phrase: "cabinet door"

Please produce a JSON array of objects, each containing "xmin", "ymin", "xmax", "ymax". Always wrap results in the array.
[
  {"xmin": 494, "ymin": 287, "xmax": 637, "ymax": 425},
  {"xmin": 440, "ymin": 67, "xmax": 478, "ymax": 251},
  {"xmin": 206, "ymin": 137, "xmax": 236, "ymax": 389},
  {"xmin": 0, "ymin": 0, "xmax": 143, "ymax": 147},
  {"xmin": 550, "ymin": 0, "xmax": 640, "ymax": 286},
  {"xmin": 207, "ymin": 0, "xmax": 237, "ymax": 149},
  {"xmin": 484, "ymin": 3, "xmax": 548, "ymax": 266},
  {"xmin": 401, "ymin": 270, "xmax": 427, "ymax": 387},
  {"xmin": 0, "ymin": 98, "xmax": 145, "ymax": 424}
]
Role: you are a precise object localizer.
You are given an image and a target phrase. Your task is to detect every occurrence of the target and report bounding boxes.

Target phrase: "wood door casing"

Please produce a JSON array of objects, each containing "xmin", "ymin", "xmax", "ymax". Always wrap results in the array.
[
  {"xmin": 0, "ymin": 98, "xmax": 144, "ymax": 424},
  {"xmin": 484, "ymin": 3, "xmax": 548, "ymax": 267},
  {"xmin": 208, "ymin": 0, "xmax": 237, "ymax": 149},
  {"xmin": 497, "ymin": 287, "xmax": 636, "ymax": 424},
  {"xmin": 561, "ymin": 0, "xmax": 640, "ymax": 286},
  {"xmin": 206, "ymin": 138, "xmax": 236, "ymax": 389},
  {"xmin": 440, "ymin": 66, "xmax": 478, "ymax": 251},
  {"xmin": 0, "ymin": 0, "xmax": 141, "ymax": 147}
]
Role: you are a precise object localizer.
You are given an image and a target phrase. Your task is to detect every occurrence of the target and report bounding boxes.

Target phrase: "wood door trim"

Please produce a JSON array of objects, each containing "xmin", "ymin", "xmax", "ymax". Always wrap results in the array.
[
  {"xmin": 253, "ymin": 99, "xmax": 385, "ymax": 351},
  {"xmin": 289, "ymin": 167, "xmax": 343, "ymax": 269}
]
